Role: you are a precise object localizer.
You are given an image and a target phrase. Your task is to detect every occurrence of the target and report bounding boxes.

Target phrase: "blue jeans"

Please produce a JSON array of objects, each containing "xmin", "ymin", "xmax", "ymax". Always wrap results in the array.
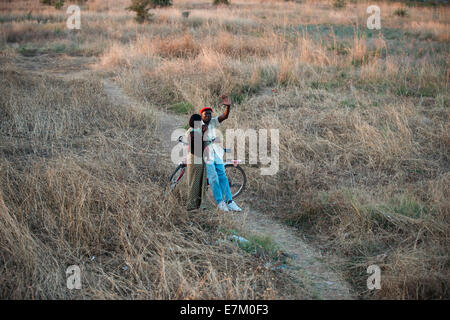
[{"xmin": 206, "ymin": 152, "xmax": 232, "ymax": 204}]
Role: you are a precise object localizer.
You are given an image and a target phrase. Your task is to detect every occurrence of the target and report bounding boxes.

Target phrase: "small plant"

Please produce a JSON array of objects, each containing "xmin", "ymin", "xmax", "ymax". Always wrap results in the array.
[
  {"xmin": 238, "ymin": 234, "xmax": 280, "ymax": 260},
  {"xmin": 19, "ymin": 46, "xmax": 38, "ymax": 57},
  {"xmin": 40, "ymin": 0, "xmax": 65, "ymax": 9},
  {"xmin": 149, "ymin": 0, "xmax": 172, "ymax": 7},
  {"xmin": 168, "ymin": 101, "xmax": 193, "ymax": 114},
  {"xmin": 127, "ymin": 0, "xmax": 172, "ymax": 23},
  {"xmin": 333, "ymin": 0, "xmax": 346, "ymax": 8},
  {"xmin": 213, "ymin": 0, "xmax": 230, "ymax": 5},
  {"xmin": 54, "ymin": 0, "xmax": 64, "ymax": 9},
  {"xmin": 127, "ymin": 0, "xmax": 152, "ymax": 23},
  {"xmin": 25, "ymin": 10, "xmax": 33, "ymax": 20},
  {"xmin": 394, "ymin": 8, "xmax": 408, "ymax": 17}
]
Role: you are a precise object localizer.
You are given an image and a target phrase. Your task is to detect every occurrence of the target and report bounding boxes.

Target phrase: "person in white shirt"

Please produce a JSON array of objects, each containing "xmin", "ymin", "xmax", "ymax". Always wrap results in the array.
[{"xmin": 200, "ymin": 95, "xmax": 242, "ymax": 212}]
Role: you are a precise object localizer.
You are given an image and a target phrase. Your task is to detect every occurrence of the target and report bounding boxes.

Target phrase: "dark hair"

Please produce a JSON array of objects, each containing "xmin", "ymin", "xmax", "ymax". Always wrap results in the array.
[{"xmin": 189, "ymin": 114, "xmax": 202, "ymax": 128}]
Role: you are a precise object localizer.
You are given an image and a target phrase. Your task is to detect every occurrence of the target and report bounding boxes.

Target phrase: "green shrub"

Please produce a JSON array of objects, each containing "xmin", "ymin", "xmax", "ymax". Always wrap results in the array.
[
  {"xmin": 149, "ymin": 0, "xmax": 173, "ymax": 7},
  {"xmin": 168, "ymin": 101, "xmax": 193, "ymax": 114},
  {"xmin": 126, "ymin": 0, "xmax": 152, "ymax": 23},
  {"xmin": 127, "ymin": 0, "xmax": 172, "ymax": 23},
  {"xmin": 40, "ymin": 0, "xmax": 65, "ymax": 9},
  {"xmin": 394, "ymin": 8, "xmax": 408, "ymax": 17},
  {"xmin": 213, "ymin": 0, "xmax": 230, "ymax": 5},
  {"xmin": 333, "ymin": 0, "xmax": 346, "ymax": 8}
]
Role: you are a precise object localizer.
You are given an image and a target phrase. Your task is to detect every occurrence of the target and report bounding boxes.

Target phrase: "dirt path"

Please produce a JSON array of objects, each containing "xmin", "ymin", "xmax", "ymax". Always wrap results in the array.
[
  {"xmin": 101, "ymin": 79, "xmax": 185, "ymax": 147},
  {"xmin": 234, "ymin": 210, "xmax": 352, "ymax": 299},
  {"xmin": 16, "ymin": 54, "xmax": 354, "ymax": 300}
]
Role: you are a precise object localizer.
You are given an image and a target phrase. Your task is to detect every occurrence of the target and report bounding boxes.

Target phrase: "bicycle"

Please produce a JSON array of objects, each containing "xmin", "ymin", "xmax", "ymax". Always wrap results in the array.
[{"xmin": 169, "ymin": 136, "xmax": 247, "ymax": 202}]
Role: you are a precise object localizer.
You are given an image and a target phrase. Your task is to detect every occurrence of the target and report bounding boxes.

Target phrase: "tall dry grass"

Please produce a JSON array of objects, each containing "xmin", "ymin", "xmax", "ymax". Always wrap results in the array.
[
  {"xmin": 0, "ymin": 64, "xmax": 297, "ymax": 299},
  {"xmin": 1, "ymin": 0, "xmax": 449, "ymax": 299}
]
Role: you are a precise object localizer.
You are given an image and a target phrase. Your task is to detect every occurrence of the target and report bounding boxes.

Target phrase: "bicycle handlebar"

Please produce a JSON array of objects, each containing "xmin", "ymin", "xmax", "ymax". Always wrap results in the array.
[{"xmin": 177, "ymin": 136, "xmax": 187, "ymax": 145}]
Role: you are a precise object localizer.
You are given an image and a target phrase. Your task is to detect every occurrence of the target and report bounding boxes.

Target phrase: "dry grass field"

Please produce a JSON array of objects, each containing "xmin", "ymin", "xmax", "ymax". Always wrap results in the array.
[{"xmin": 0, "ymin": 0, "xmax": 449, "ymax": 299}]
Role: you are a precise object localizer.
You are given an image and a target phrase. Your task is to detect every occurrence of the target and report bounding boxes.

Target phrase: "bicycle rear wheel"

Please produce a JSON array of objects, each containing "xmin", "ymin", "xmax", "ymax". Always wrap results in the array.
[{"xmin": 169, "ymin": 164, "xmax": 186, "ymax": 190}]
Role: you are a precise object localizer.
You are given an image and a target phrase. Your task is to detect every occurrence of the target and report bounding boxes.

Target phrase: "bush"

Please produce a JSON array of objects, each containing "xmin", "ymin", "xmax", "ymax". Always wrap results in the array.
[
  {"xmin": 394, "ymin": 8, "xmax": 408, "ymax": 17},
  {"xmin": 333, "ymin": 0, "xmax": 346, "ymax": 8},
  {"xmin": 127, "ymin": 0, "xmax": 172, "ymax": 23},
  {"xmin": 40, "ymin": 0, "xmax": 65, "ymax": 9},
  {"xmin": 127, "ymin": 0, "xmax": 151, "ymax": 23},
  {"xmin": 213, "ymin": 0, "xmax": 230, "ymax": 5},
  {"xmin": 149, "ymin": 0, "xmax": 172, "ymax": 7}
]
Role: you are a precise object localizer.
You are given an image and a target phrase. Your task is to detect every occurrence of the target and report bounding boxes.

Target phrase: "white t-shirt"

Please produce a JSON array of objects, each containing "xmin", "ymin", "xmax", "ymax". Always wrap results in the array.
[{"xmin": 202, "ymin": 116, "xmax": 224, "ymax": 162}]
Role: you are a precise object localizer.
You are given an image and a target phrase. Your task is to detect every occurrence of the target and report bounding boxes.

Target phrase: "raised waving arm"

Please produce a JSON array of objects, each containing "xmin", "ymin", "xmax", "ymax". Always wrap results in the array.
[{"xmin": 218, "ymin": 95, "xmax": 231, "ymax": 123}]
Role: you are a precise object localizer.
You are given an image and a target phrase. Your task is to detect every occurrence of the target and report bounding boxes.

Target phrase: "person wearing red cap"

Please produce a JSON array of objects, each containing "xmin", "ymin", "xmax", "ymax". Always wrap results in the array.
[{"xmin": 200, "ymin": 95, "xmax": 242, "ymax": 212}]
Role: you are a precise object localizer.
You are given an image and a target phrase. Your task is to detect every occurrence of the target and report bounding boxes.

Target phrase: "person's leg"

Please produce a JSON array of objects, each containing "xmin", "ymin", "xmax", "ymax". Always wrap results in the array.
[
  {"xmin": 205, "ymin": 159, "xmax": 223, "ymax": 204},
  {"xmin": 186, "ymin": 161, "xmax": 203, "ymax": 211},
  {"xmin": 186, "ymin": 164, "xmax": 197, "ymax": 210},
  {"xmin": 199, "ymin": 162, "xmax": 207, "ymax": 210},
  {"xmin": 214, "ymin": 157, "xmax": 233, "ymax": 203}
]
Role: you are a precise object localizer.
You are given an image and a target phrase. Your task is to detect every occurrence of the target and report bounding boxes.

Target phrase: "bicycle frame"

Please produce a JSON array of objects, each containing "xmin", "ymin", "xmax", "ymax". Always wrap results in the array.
[
  {"xmin": 176, "ymin": 136, "xmax": 243, "ymax": 167},
  {"xmin": 171, "ymin": 136, "xmax": 244, "ymax": 189},
  {"xmin": 173, "ymin": 159, "xmax": 242, "ymax": 186}
]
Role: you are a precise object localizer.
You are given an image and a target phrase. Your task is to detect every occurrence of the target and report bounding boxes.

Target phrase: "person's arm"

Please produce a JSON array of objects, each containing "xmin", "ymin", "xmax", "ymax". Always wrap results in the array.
[
  {"xmin": 185, "ymin": 129, "xmax": 192, "ymax": 154},
  {"xmin": 188, "ymin": 130, "xmax": 194, "ymax": 155},
  {"xmin": 218, "ymin": 95, "xmax": 231, "ymax": 123}
]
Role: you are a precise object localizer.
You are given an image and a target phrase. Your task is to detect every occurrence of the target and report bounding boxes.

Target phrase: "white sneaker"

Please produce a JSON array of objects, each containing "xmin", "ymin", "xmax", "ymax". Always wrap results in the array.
[
  {"xmin": 217, "ymin": 201, "xmax": 229, "ymax": 212},
  {"xmin": 227, "ymin": 201, "xmax": 242, "ymax": 212}
]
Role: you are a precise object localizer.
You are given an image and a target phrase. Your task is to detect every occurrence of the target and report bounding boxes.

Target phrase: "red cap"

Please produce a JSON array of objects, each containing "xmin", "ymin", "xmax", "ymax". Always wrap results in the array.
[{"xmin": 200, "ymin": 106, "xmax": 213, "ymax": 114}]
